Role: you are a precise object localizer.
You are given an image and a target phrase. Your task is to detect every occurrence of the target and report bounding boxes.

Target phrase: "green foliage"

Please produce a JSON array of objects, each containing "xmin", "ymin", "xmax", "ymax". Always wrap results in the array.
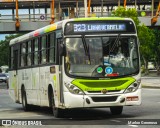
[
  {"xmin": 0, "ymin": 40, "xmax": 9, "ymax": 66},
  {"xmin": 112, "ymin": 6, "xmax": 140, "ymax": 27},
  {"xmin": 152, "ymin": 29, "xmax": 160, "ymax": 72},
  {"xmin": 138, "ymin": 26, "xmax": 155, "ymax": 74},
  {"xmin": 112, "ymin": 7, "xmax": 157, "ymax": 74},
  {"xmin": 138, "ymin": 25, "xmax": 155, "ymax": 60},
  {"xmin": 0, "ymin": 34, "xmax": 22, "ymax": 66},
  {"xmin": 153, "ymin": 29, "xmax": 160, "ymax": 55}
]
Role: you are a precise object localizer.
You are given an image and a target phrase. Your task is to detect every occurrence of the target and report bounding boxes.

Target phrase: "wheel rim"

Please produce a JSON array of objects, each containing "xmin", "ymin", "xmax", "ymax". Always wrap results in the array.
[
  {"xmin": 22, "ymin": 92, "xmax": 26, "ymax": 108},
  {"xmin": 51, "ymin": 94, "xmax": 57, "ymax": 113}
]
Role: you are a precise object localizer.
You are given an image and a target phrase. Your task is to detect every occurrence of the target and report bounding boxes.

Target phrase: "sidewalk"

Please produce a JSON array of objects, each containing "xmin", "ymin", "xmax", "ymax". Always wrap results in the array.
[{"xmin": 141, "ymin": 70, "xmax": 160, "ymax": 89}]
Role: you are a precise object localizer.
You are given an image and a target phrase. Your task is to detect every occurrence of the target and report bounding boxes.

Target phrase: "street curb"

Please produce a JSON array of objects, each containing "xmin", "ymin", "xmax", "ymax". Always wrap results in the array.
[
  {"xmin": 142, "ymin": 85, "xmax": 160, "ymax": 89},
  {"xmin": 142, "ymin": 77, "xmax": 160, "ymax": 79}
]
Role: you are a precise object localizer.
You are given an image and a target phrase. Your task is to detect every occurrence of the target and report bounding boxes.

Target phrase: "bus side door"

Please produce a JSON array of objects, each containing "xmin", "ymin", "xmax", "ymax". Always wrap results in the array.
[{"xmin": 13, "ymin": 49, "xmax": 19, "ymax": 102}]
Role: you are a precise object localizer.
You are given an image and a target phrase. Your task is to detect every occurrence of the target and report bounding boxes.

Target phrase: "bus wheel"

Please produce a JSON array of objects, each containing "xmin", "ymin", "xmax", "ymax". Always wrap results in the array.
[
  {"xmin": 110, "ymin": 106, "xmax": 123, "ymax": 115},
  {"xmin": 51, "ymin": 92, "xmax": 63, "ymax": 118},
  {"xmin": 21, "ymin": 89, "xmax": 30, "ymax": 111}
]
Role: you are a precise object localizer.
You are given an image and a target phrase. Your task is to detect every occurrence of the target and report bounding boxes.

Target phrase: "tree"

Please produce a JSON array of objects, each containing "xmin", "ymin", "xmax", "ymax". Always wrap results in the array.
[
  {"xmin": 0, "ymin": 34, "xmax": 22, "ymax": 66},
  {"xmin": 152, "ymin": 29, "xmax": 160, "ymax": 74},
  {"xmin": 138, "ymin": 25, "xmax": 155, "ymax": 74},
  {"xmin": 112, "ymin": 6, "xmax": 140, "ymax": 27},
  {"xmin": 112, "ymin": 7, "xmax": 156, "ymax": 74}
]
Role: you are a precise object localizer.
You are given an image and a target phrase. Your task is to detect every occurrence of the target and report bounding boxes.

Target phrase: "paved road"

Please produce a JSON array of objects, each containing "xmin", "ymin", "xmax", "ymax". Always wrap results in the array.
[
  {"xmin": 0, "ymin": 83, "xmax": 160, "ymax": 128},
  {"xmin": 141, "ymin": 77, "xmax": 160, "ymax": 88}
]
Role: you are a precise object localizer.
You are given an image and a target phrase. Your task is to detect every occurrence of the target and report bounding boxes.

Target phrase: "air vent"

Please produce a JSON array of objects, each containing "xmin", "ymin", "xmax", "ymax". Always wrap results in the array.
[{"xmin": 91, "ymin": 96, "xmax": 118, "ymax": 102}]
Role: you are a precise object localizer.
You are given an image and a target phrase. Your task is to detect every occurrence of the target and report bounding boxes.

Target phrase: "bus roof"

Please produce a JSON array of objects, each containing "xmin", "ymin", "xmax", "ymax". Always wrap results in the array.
[{"xmin": 9, "ymin": 17, "xmax": 132, "ymax": 46}]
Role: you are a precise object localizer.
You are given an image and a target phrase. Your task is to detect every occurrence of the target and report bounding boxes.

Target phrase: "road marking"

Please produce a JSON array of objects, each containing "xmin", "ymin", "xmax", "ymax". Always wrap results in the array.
[
  {"xmin": 128, "ymin": 125, "xmax": 139, "ymax": 127},
  {"xmin": 0, "ymin": 112, "xmax": 44, "ymax": 119},
  {"xmin": 0, "ymin": 108, "xmax": 13, "ymax": 111},
  {"xmin": 110, "ymin": 119, "xmax": 121, "ymax": 123}
]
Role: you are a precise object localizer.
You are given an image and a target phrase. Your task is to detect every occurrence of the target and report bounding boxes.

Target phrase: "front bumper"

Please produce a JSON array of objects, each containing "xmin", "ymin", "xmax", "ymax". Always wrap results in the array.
[{"xmin": 63, "ymin": 88, "xmax": 141, "ymax": 108}]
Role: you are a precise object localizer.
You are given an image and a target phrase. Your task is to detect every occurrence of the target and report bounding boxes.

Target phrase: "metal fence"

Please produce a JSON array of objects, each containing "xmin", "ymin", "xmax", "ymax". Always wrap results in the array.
[{"xmin": 0, "ymin": 10, "xmax": 157, "ymax": 22}]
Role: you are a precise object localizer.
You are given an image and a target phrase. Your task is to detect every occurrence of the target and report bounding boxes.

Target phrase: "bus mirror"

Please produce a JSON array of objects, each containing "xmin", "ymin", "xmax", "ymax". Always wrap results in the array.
[
  {"xmin": 57, "ymin": 38, "xmax": 65, "ymax": 56},
  {"xmin": 58, "ymin": 43, "xmax": 66, "ymax": 56}
]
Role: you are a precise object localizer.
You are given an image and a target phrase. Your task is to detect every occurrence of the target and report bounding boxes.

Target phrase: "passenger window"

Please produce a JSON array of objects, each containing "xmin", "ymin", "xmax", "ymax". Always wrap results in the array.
[
  {"xmin": 20, "ymin": 43, "xmax": 27, "ymax": 67},
  {"xmin": 27, "ymin": 41, "xmax": 32, "ymax": 66},
  {"xmin": 10, "ymin": 47, "xmax": 14, "ymax": 69},
  {"xmin": 33, "ymin": 38, "xmax": 39, "ymax": 65},
  {"xmin": 49, "ymin": 33, "xmax": 56, "ymax": 63},
  {"xmin": 41, "ymin": 36, "xmax": 47, "ymax": 64}
]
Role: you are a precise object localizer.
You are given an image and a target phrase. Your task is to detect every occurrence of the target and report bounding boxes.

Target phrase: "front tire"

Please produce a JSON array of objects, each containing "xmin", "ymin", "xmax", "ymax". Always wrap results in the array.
[
  {"xmin": 110, "ymin": 106, "xmax": 123, "ymax": 115},
  {"xmin": 49, "ymin": 89, "xmax": 63, "ymax": 118},
  {"xmin": 21, "ymin": 89, "xmax": 30, "ymax": 111}
]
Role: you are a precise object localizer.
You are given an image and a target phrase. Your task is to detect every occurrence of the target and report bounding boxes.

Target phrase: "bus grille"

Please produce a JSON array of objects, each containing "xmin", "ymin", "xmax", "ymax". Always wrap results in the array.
[
  {"xmin": 91, "ymin": 96, "xmax": 118, "ymax": 102},
  {"xmin": 87, "ymin": 90, "xmax": 121, "ymax": 93},
  {"xmin": 72, "ymin": 77, "xmax": 135, "ymax": 93}
]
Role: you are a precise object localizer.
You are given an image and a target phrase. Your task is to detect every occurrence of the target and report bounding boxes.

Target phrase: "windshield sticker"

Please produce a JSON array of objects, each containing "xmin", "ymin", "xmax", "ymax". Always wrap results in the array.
[
  {"xmin": 97, "ymin": 67, "xmax": 103, "ymax": 73},
  {"xmin": 104, "ymin": 62, "xmax": 111, "ymax": 66},
  {"xmin": 105, "ymin": 67, "xmax": 113, "ymax": 74},
  {"xmin": 104, "ymin": 56, "xmax": 111, "ymax": 66},
  {"xmin": 107, "ymin": 73, "xmax": 119, "ymax": 77}
]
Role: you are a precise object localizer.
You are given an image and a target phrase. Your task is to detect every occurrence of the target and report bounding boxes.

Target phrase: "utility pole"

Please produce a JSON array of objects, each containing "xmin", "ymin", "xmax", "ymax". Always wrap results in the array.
[
  {"xmin": 101, "ymin": 0, "xmax": 103, "ymax": 17},
  {"xmin": 76, "ymin": 0, "xmax": 79, "ymax": 17},
  {"xmin": 152, "ymin": 0, "xmax": 154, "ymax": 17},
  {"xmin": 88, "ymin": 0, "xmax": 91, "ymax": 17},
  {"xmin": 15, "ymin": 0, "xmax": 20, "ymax": 31},
  {"xmin": 135, "ymin": 0, "xmax": 137, "ymax": 9},
  {"xmin": 50, "ymin": 0, "xmax": 55, "ymax": 24},
  {"xmin": 118, "ymin": 0, "xmax": 120, "ymax": 7},
  {"xmin": 58, "ymin": 0, "xmax": 61, "ymax": 20},
  {"xmin": 124, "ymin": 0, "xmax": 126, "ymax": 9},
  {"xmin": 84, "ymin": 0, "xmax": 88, "ymax": 17}
]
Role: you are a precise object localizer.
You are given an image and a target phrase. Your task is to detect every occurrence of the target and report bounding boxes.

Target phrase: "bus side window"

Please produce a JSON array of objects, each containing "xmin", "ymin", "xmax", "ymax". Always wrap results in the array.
[
  {"xmin": 46, "ymin": 34, "xmax": 50, "ymax": 63},
  {"xmin": 41, "ymin": 36, "xmax": 47, "ymax": 64},
  {"xmin": 49, "ymin": 33, "xmax": 56, "ymax": 63},
  {"xmin": 27, "ymin": 40, "xmax": 32, "ymax": 66},
  {"xmin": 13, "ymin": 50, "xmax": 18, "ymax": 70},
  {"xmin": 10, "ymin": 46, "xmax": 14, "ymax": 69},
  {"xmin": 20, "ymin": 43, "xmax": 27, "ymax": 67},
  {"xmin": 33, "ymin": 38, "xmax": 39, "ymax": 65}
]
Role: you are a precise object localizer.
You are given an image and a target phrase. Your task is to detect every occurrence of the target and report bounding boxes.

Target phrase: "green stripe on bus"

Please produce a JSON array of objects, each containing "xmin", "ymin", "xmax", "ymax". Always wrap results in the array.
[
  {"xmin": 11, "ymin": 77, "xmax": 17, "ymax": 88},
  {"xmin": 74, "ymin": 17, "xmax": 125, "ymax": 21},
  {"xmin": 72, "ymin": 77, "xmax": 135, "ymax": 92}
]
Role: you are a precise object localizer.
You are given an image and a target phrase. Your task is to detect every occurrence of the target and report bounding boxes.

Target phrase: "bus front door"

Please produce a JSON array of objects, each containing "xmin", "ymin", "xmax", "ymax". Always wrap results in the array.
[{"xmin": 13, "ymin": 50, "xmax": 19, "ymax": 102}]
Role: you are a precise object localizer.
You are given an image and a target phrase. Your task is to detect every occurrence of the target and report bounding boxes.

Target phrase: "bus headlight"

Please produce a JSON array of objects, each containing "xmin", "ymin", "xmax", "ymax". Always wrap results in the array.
[
  {"xmin": 124, "ymin": 79, "xmax": 141, "ymax": 93},
  {"xmin": 64, "ymin": 82, "xmax": 84, "ymax": 95}
]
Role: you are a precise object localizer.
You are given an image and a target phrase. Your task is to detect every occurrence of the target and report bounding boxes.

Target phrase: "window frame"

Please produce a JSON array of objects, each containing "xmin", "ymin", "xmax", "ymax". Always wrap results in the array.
[{"xmin": 9, "ymin": 29, "xmax": 62, "ymax": 70}]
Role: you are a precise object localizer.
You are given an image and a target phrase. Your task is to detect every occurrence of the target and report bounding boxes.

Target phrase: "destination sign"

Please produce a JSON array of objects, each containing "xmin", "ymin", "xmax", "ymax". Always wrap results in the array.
[
  {"xmin": 73, "ymin": 24, "xmax": 126, "ymax": 32},
  {"xmin": 65, "ymin": 20, "xmax": 136, "ymax": 35}
]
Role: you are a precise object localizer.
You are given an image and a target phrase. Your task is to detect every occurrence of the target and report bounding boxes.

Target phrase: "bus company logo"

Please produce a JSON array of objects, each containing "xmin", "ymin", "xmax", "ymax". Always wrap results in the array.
[
  {"xmin": 2, "ymin": 120, "xmax": 11, "ymax": 126},
  {"xmin": 97, "ymin": 67, "xmax": 103, "ymax": 73},
  {"xmin": 101, "ymin": 89, "xmax": 108, "ymax": 94}
]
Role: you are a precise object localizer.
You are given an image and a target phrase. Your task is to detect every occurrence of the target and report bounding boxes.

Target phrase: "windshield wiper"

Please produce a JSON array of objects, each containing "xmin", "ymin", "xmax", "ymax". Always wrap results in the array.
[
  {"xmin": 82, "ymin": 36, "xmax": 91, "ymax": 64},
  {"xmin": 109, "ymin": 34, "xmax": 121, "ymax": 55}
]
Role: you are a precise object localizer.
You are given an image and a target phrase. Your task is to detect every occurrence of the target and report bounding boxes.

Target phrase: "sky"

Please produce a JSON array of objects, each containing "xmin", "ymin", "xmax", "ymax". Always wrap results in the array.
[
  {"xmin": 0, "ymin": 34, "xmax": 7, "ymax": 41},
  {"xmin": 0, "ymin": 8, "xmax": 46, "ymax": 42}
]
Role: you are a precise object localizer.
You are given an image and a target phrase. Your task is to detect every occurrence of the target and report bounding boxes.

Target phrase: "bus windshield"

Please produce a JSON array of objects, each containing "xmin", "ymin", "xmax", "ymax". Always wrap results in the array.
[{"xmin": 65, "ymin": 36, "xmax": 139, "ymax": 78}]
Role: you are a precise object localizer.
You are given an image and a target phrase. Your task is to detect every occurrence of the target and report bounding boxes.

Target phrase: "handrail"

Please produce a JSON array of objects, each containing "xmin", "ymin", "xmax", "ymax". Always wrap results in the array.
[
  {"xmin": 0, "ymin": 14, "xmax": 55, "ymax": 21},
  {"xmin": 0, "ymin": 10, "xmax": 158, "ymax": 22}
]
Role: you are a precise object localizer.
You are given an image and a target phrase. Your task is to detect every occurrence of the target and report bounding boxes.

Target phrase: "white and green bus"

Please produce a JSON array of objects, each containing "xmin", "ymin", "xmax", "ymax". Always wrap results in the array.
[{"xmin": 9, "ymin": 17, "xmax": 141, "ymax": 118}]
